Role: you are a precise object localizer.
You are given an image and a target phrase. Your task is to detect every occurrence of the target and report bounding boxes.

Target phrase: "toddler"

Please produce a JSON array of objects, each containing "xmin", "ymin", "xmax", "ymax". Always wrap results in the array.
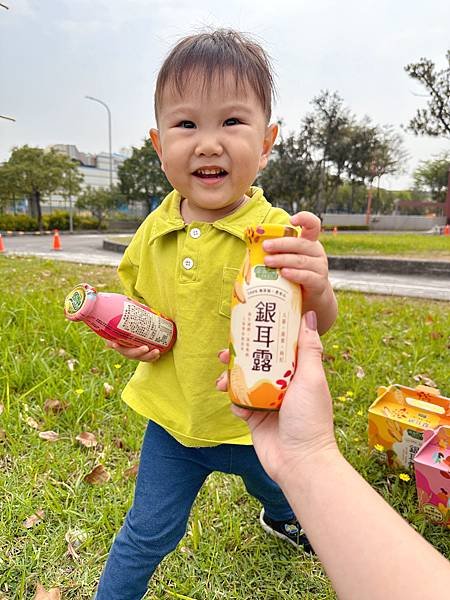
[{"xmin": 95, "ymin": 28, "xmax": 338, "ymax": 599}]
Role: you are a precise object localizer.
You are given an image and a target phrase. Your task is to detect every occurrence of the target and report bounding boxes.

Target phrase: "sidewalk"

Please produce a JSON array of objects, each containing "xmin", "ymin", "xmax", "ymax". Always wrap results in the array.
[{"xmin": 1, "ymin": 233, "xmax": 449, "ymax": 301}]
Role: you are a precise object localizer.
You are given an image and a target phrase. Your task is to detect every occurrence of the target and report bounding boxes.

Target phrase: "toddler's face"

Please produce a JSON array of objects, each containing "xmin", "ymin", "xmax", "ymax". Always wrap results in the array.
[{"xmin": 150, "ymin": 73, "xmax": 277, "ymax": 222}]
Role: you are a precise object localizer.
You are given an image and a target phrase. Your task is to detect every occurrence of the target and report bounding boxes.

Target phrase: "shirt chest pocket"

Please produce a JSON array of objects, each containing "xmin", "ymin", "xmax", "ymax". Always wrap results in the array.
[{"xmin": 219, "ymin": 266, "xmax": 239, "ymax": 318}]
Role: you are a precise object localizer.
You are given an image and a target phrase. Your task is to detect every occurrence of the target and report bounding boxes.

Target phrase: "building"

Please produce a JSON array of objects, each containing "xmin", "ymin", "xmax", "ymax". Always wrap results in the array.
[{"xmin": 42, "ymin": 144, "xmax": 129, "ymax": 212}]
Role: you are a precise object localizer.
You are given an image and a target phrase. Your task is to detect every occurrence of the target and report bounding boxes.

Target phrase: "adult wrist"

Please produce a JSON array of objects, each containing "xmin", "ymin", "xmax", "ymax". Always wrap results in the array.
[{"xmin": 275, "ymin": 440, "xmax": 342, "ymax": 488}]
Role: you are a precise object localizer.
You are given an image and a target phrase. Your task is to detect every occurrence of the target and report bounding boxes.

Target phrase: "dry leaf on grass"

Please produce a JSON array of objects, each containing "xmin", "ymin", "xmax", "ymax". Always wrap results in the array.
[
  {"xmin": 23, "ymin": 509, "xmax": 45, "ymax": 529},
  {"xmin": 0, "ymin": 429, "xmax": 6, "ymax": 441},
  {"xmin": 44, "ymin": 399, "xmax": 68, "ymax": 414},
  {"xmin": 66, "ymin": 358, "xmax": 78, "ymax": 372},
  {"xmin": 430, "ymin": 331, "xmax": 443, "ymax": 340},
  {"xmin": 103, "ymin": 382, "xmax": 114, "ymax": 396},
  {"xmin": 341, "ymin": 349, "xmax": 352, "ymax": 361},
  {"xmin": 356, "ymin": 365, "xmax": 365, "ymax": 379},
  {"xmin": 90, "ymin": 367, "xmax": 100, "ymax": 374},
  {"xmin": 58, "ymin": 348, "xmax": 67, "ymax": 357},
  {"xmin": 84, "ymin": 464, "xmax": 110, "ymax": 485},
  {"xmin": 113, "ymin": 437, "xmax": 124, "ymax": 449},
  {"xmin": 39, "ymin": 431, "xmax": 59, "ymax": 442},
  {"xmin": 65, "ymin": 528, "xmax": 88, "ymax": 560},
  {"xmin": 26, "ymin": 416, "xmax": 41, "ymax": 430},
  {"xmin": 75, "ymin": 432, "xmax": 98, "ymax": 448},
  {"xmin": 124, "ymin": 464, "xmax": 139, "ymax": 478},
  {"xmin": 34, "ymin": 582, "xmax": 61, "ymax": 599},
  {"xmin": 0, "ymin": 403, "xmax": 3, "ymax": 415},
  {"xmin": 413, "ymin": 373, "xmax": 437, "ymax": 388}
]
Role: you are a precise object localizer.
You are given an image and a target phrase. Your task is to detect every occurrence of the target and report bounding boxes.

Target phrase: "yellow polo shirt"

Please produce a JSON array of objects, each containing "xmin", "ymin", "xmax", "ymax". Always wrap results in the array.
[{"xmin": 118, "ymin": 186, "xmax": 292, "ymax": 446}]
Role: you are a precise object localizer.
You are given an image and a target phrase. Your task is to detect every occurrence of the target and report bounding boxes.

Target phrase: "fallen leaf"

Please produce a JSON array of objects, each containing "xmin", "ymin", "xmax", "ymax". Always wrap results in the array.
[
  {"xmin": 413, "ymin": 373, "xmax": 437, "ymax": 388},
  {"xmin": 23, "ymin": 509, "xmax": 45, "ymax": 529},
  {"xmin": 58, "ymin": 348, "xmax": 67, "ymax": 357},
  {"xmin": 0, "ymin": 403, "xmax": 3, "ymax": 415},
  {"xmin": 341, "ymin": 349, "xmax": 352, "ymax": 361},
  {"xmin": 39, "ymin": 431, "xmax": 59, "ymax": 442},
  {"xmin": 425, "ymin": 315, "xmax": 434, "ymax": 324},
  {"xmin": 322, "ymin": 353, "xmax": 335, "ymax": 363},
  {"xmin": 430, "ymin": 331, "xmax": 443, "ymax": 340},
  {"xmin": 0, "ymin": 429, "xmax": 6, "ymax": 441},
  {"xmin": 66, "ymin": 358, "xmax": 78, "ymax": 372},
  {"xmin": 123, "ymin": 464, "xmax": 139, "ymax": 478},
  {"xmin": 76, "ymin": 432, "xmax": 98, "ymax": 448},
  {"xmin": 44, "ymin": 399, "xmax": 68, "ymax": 414},
  {"xmin": 34, "ymin": 582, "xmax": 61, "ymax": 599},
  {"xmin": 90, "ymin": 367, "xmax": 100, "ymax": 374},
  {"xmin": 65, "ymin": 528, "xmax": 87, "ymax": 560},
  {"xmin": 26, "ymin": 416, "xmax": 40, "ymax": 430},
  {"xmin": 103, "ymin": 382, "xmax": 114, "ymax": 397},
  {"xmin": 84, "ymin": 464, "xmax": 110, "ymax": 485},
  {"xmin": 356, "ymin": 365, "xmax": 365, "ymax": 379},
  {"xmin": 113, "ymin": 437, "xmax": 124, "ymax": 449}
]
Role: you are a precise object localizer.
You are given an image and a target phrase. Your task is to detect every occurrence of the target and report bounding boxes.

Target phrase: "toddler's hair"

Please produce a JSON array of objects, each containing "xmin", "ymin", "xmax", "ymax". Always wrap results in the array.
[{"xmin": 154, "ymin": 28, "xmax": 275, "ymax": 122}]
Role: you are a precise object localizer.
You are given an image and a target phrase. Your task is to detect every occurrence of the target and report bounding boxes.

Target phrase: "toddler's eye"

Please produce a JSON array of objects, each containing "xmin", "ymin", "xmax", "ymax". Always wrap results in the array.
[
  {"xmin": 178, "ymin": 120, "xmax": 196, "ymax": 129},
  {"xmin": 223, "ymin": 118, "xmax": 241, "ymax": 126}
]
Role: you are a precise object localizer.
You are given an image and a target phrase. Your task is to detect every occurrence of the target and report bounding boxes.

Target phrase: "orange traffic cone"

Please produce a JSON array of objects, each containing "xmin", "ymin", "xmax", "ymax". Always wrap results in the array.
[
  {"xmin": 333, "ymin": 226, "xmax": 338, "ymax": 236},
  {"xmin": 0, "ymin": 233, "xmax": 5, "ymax": 253},
  {"xmin": 444, "ymin": 224, "xmax": 450, "ymax": 236},
  {"xmin": 52, "ymin": 229, "xmax": 61, "ymax": 250}
]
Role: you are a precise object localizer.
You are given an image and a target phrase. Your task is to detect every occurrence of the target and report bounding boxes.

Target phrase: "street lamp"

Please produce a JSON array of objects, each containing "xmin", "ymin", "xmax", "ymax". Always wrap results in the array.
[{"xmin": 85, "ymin": 95, "xmax": 113, "ymax": 189}]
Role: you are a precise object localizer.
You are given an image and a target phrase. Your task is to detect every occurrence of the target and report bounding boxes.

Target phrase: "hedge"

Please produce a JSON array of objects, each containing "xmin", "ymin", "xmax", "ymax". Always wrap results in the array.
[{"xmin": 0, "ymin": 211, "xmax": 100, "ymax": 231}]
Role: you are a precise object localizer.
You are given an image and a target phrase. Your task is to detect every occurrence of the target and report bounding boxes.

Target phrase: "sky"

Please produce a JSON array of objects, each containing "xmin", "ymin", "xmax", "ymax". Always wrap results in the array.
[{"xmin": 0, "ymin": 0, "xmax": 449, "ymax": 190}]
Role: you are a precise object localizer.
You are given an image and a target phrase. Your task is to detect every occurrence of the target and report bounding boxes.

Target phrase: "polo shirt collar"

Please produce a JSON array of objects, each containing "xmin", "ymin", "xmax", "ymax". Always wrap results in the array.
[{"xmin": 147, "ymin": 186, "xmax": 272, "ymax": 244}]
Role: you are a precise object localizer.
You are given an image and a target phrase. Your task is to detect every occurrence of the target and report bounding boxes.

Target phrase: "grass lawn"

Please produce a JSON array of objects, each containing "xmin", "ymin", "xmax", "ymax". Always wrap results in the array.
[
  {"xmin": 321, "ymin": 232, "xmax": 450, "ymax": 260},
  {"xmin": 108, "ymin": 232, "xmax": 450, "ymax": 260},
  {"xmin": 1, "ymin": 256, "xmax": 449, "ymax": 599}
]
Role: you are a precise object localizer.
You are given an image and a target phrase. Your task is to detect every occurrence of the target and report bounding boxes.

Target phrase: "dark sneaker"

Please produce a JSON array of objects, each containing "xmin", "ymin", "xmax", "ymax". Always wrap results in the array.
[{"xmin": 259, "ymin": 509, "xmax": 314, "ymax": 554}]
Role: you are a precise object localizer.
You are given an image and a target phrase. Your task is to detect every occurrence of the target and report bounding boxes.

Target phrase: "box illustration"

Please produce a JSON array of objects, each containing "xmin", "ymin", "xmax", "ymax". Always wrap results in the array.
[
  {"xmin": 414, "ymin": 425, "xmax": 450, "ymax": 528},
  {"xmin": 368, "ymin": 384, "xmax": 450, "ymax": 469}
]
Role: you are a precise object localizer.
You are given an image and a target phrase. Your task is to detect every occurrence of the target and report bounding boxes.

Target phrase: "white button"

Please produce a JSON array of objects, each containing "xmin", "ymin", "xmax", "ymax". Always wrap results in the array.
[
  {"xmin": 190, "ymin": 227, "xmax": 201, "ymax": 239},
  {"xmin": 182, "ymin": 257, "xmax": 194, "ymax": 270}
]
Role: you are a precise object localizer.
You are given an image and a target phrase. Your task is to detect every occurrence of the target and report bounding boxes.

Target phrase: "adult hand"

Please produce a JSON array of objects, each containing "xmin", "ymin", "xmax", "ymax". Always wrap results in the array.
[{"xmin": 217, "ymin": 311, "xmax": 337, "ymax": 484}]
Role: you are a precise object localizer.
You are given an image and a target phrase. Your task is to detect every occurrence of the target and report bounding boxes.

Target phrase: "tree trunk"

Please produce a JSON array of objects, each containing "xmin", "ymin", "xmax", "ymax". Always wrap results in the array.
[{"xmin": 29, "ymin": 190, "xmax": 43, "ymax": 231}]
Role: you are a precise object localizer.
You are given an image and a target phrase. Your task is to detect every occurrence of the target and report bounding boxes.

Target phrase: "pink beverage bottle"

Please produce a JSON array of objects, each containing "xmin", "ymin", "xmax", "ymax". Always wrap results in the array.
[{"xmin": 64, "ymin": 283, "xmax": 176, "ymax": 352}]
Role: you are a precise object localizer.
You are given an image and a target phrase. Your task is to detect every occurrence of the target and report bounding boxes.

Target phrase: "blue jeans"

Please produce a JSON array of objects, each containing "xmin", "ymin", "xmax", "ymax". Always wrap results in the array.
[{"xmin": 95, "ymin": 420, "xmax": 294, "ymax": 600}]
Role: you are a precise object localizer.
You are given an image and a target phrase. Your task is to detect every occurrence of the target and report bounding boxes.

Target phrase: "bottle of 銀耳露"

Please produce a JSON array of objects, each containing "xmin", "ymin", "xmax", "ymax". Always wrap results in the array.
[
  {"xmin": 64, "ymin": 283, "xmax": 176, "ymax": 352},
  {"xmin": 228, "ymin": 224, "xmax": 302, "ymax": 411}
]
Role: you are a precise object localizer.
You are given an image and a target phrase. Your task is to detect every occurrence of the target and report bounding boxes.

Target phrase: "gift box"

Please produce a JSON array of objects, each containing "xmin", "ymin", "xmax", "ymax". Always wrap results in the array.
[
  {"xmin": 368, "ymin": 384, "xmax": 450, "ymax": 469},
  {"xmin": 414, "ymin": 426, "xmax": 450, "ymax": 528}
]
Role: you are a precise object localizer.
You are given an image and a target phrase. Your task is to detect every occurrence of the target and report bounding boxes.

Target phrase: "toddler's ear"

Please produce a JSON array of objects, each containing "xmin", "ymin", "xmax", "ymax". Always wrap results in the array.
[
  {"xmin": 150, "ymin": 128, "xmax": 165, "ymax": 172},
  {"xmin": 258, "ymin": 123, "xmax": 278, "ymax": 171}
]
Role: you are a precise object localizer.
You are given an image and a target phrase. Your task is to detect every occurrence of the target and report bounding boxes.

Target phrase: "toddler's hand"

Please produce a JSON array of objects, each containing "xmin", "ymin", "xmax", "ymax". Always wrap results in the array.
[
  {"xmin": 105, "ymin": 340, "xmax": 161, "ymax": 362},
  {"xmin": 263, "ymin": 211, "xmax": 328, "ymax": 305}
]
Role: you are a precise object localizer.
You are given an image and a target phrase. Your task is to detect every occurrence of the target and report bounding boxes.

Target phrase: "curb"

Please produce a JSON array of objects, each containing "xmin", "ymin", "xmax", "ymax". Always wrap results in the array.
[
  {"xmin": 328, "ymin": 255, "xmax": 450, "ymax": 278},
  {"xmin": 102, "ymin": 239, "xmax": 450, "ymax": 278}
]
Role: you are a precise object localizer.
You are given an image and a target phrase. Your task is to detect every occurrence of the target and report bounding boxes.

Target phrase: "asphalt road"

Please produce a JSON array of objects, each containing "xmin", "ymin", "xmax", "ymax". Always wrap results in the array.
[{"xmin": 2, "ymin": 233, "xmax": 449, "ymax": 301}]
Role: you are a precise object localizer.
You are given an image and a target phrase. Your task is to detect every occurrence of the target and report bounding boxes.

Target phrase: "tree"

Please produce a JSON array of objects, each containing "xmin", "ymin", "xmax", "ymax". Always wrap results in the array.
[
  {"xmin": 413, "ymin": 153, "xmax": 450, "ymax": 202},
  {"xmin": 0, "ymin": 146, "xmax": 83, "ymax": 229},
  {"xmin": 405, "ymin": 50, "xmax": 450, "ymax": 137},
  {"xmin": 118, "ymin": 139, "xmax": 171, "ymax": 214},
  {"xmin": 257, "ymin": 130, "xmax": 316, "ymax": 213},
  {"xmin": 76, "ymin": 186, "xmax": 124, "ymax": 227}
]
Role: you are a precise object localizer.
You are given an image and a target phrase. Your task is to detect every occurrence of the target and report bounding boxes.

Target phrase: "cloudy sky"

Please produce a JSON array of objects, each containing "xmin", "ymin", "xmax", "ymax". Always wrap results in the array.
[{"xmin": 1, "ymin": 0, "xmax": 449, "ymax": 189}]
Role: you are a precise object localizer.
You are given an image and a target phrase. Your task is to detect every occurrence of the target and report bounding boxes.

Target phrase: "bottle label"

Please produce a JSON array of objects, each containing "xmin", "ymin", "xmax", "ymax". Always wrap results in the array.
[
  {"xmin": 65, "ymin": 286, "xmax": 86, "ymax": 315},
  {"xmin": 117, "ymin": 302, "xmax": 174, "ymax": 348},
  {"xmin": 229, "ymin": 258, "xmax": 301, "ymax": 410}
]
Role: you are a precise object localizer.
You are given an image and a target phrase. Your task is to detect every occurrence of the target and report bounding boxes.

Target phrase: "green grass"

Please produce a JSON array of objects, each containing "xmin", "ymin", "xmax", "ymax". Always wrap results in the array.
[
  {"xmin": 321, "ymin": 232, "xmax": 450, "ymax": 259},
  {"xmin": 1, "ymin": 256, "xmax": 449, "ymax": 599},
  {"xmin": 108, "ymin": 232, "xmax": 450, "ymax": 260}
]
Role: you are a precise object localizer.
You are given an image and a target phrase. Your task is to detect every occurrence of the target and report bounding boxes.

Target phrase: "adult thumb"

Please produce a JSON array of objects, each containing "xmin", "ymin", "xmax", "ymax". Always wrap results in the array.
[{"xmin": 292, "ymin": 311, "xmax": 325, "ymax": 385}]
